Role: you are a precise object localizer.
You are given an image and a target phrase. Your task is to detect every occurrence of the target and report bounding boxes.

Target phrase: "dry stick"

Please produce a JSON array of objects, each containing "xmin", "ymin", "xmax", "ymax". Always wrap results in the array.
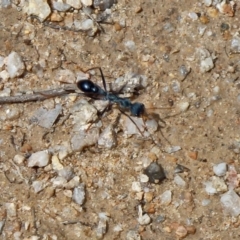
[{"xmin": 0, "ymin": 84, "xmax": 78, "ymax": 104}]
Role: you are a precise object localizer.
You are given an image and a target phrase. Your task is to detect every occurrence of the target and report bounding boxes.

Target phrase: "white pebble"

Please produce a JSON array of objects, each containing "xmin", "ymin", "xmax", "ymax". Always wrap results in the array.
[
  {"xmin": 138, "ymin": 213, "xmax": 151, "ymax": 225},
  {"xmin": 213, "ymin": 162, "xmax": 227, "ymax": 176},
  {"xmin": 6, "ymin": 107, "xmax": 21, "ymax": 120},
  {"xmin": 6, "ymin": 51, "xmax": 25, "ymax": 78},
  {"xmin": 32, "ymin": 180, "xmax": 44, "ymax": 193},
  {"xmin": 139, "ymin": 174, "xmax": 149, "ymax": 183},
  {"xmin": 203, "ymin": 180, "xmax": 217, "ymax": 195},
  {"xmin": 221, "ymin": 190, "xmax": 240, "ymax": 216},
  {"xmin": 5, "ymin": 203, "xmax": 17, "ymax": 217},
  {"xmin": 200, "ymin": 57, "xmax": 214, "ymax": 72},
  {"xmin": 81, "ymin": 0, "xmax": 92, "ymax": 6},
  {"xmin": 0, "ymin": 70, "xmax": 10, "ymax": 81},
  {"xmin": 160, "ymin": 190, "xmax": 172, "ymax": 205},
  {"xmin": 177, "ymin": 101, "xmax": 190, "ymax": 112},
  {"xmin": 124, "ymin": 40, "xmax": 136, "ymax": 52},
  {"xmin": 23, "ymin": 0, "xmax": 51, "ymax": 21},
  {"xmin": 96, "ymin": 218, "xmax": 107, "ymax": 239},
  {"xmin": 13, "ymin": 154, "xmax": 25, "ymax": 165},
  {"xmin": 188, "ymin": 12, "xmax": 198, "ymax": 20},
  {"xmin": 204, "ymin": 0, "xmax": 212, "ymax": 7},
  {"xmin": 51, "ymin": 155, "xmax": 64, "ymax": 171},
  {"xmin": 67, "ymin": 0, "xmax": 82, "ymax": 8},
  {"xmin": 28, "ymin": 150, "xmax": 50, "ymax": 167},
  {"xmin": 72, "ymin": 184, "xmax": 86, "ymax": 205},
  {"xmin": 32, "ymin": 104, "xmax": 62, "ymax": 129},
  {"xmin": 58, "ymin": 167, "xmax": 74, "ymax": 181},
  {"xmin": 174, "ymin": 175, "xmax": 186, "ymax": 187},
  {"xmin": 98, "ymin": 125, "xmax": 117, "ymax": 149},
  {"xmin": 126, "ymin": 231, "xmax": 141, "ymax": 240},
  {"xmin": 51, "ymin": 176, "xmax": 68, "ymax": 188},
  {"xmin": 202, "ymin": 199, "xmax": 211, "ymax": 206},
  {"xmin": 132, "ymin": 182, "xmax": 142, "ymax": 192},
  {"xmin": 55, "ymin": 69, "xmax": 76, "ymax": 84},
  {"xmin": 165, "ymin": 145, "xmax": 181, "ymax": 153}
]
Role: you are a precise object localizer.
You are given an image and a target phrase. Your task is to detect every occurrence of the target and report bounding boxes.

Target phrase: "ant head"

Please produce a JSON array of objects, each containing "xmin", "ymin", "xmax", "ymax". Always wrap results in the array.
[
  {"xmin": 77, "ymin": 80, "xmax": 99, "ymax": 94},
  {"xmin": 131, "ymin": 102, "xmax": 145, "ymax": 117}
]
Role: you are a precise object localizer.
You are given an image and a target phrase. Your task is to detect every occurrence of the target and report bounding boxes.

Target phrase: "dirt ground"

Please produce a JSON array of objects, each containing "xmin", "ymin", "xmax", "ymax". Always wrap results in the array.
[{"xmin": 1, "ymin": 0, "xmax": 240, "ymax": 239}]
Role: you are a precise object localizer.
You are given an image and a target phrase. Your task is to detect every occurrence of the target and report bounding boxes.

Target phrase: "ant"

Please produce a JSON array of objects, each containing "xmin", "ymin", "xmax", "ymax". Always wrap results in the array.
[{"xmin": 77, "ymin": 67, "xmax": 148, "ymax": 135}]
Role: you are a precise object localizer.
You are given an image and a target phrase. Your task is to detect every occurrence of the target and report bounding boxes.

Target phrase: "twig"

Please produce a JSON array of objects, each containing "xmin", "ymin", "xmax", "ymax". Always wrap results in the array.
[{"xmin": 0, "ymin": 84, "xmax": 78, "ymax": 104}]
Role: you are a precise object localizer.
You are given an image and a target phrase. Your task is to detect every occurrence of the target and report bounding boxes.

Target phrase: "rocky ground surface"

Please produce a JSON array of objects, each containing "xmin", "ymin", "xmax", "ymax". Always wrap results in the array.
[{"xmin": 1, "ymin": 0, "xmax": 240, "ymax": 239}]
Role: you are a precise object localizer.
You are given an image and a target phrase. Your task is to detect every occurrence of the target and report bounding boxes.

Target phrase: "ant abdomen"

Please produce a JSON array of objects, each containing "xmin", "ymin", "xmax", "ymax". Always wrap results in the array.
[{"xmin": 77, "ymin": 80, "xmax": 99, "ymax": 94}]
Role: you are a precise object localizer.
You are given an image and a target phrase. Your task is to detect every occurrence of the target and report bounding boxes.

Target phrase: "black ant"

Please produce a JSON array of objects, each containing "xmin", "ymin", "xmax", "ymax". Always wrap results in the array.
[{"xmin": 77, "ymin": 67, "xmax": 148, "ymax": 135}]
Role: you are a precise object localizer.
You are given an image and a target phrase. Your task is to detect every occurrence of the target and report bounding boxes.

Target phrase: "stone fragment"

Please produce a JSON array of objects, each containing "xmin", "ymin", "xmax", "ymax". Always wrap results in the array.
[
  {"xmin": 72, "ymin": 184, "xmax": 85, "ymax": 205},
  {"xmin": 24, "ymin": 0, "xmax": 51, "ymax": 21},
  {"xmin": 28, "ymin": 150, "xmax": 50, "ymax": 167},
  {"xmin": 221, "ymin": 189, "xmax": 240, "ymax": 216},
  {"xmin": 6, "ymin": 52, "xmax": 25, "ymax": 78}
]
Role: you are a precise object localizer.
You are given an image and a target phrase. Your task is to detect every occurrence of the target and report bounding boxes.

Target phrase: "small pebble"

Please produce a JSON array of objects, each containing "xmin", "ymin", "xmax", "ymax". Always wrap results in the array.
[
  {"xmin": 221, "ymin": 189, "xmax": 240, "ymax": 216},
  {"xmin": 204, "ymin": 0, "xmax": 212, "ymax": 7},
  {"xmin": 212, "ymin": 176, "xmax": 227, "ymax": 192},
  {"xmin": 176, "ymin": 101, "xmax": 189, "ymax": 112},
  {"xmin": 126, "ymin": 230, "xmax": 141, "ymax": 240},
  {"xmin": 203, "ymin": 180, "xmax": 217, "ymax": 195},
  {"xmin": 155, "ymin": 215, "xmax": 165, "ymax": 223},
  {"xmin": 28, "ymin": 150, "xmax": 50, "ymax": 167},
  {"xmin": 144, "ymin": 192, "xmax": 154, "ymax": 202},
  {"xmin": 55, "ymin": 69, "xmax": 76, "ymax": 83},
  {"xmin": 52, "ymin": 1, "xmax": 71, "ymax": 11},
  {"xmin": 81, "ymin": 0, "xmax": 92, "ymax": 7},
  {"xmin": 51, "ymin": 155, "xmax": 64, "ymax": 171},
  {"xmin": 160, "ymin": 190, "xmax": 172, "ymax": 205},
  {"xmin": 132, "ymin": 182, "xmax": 142, "ymax": 192},
  {"xmin": 13, "ymin": 154, "xmax": 25, "ymax": 165},
  {"xmin": 138, "ymin": 213, "xmax": 151, "ymax": 225},
  {"xmin": 6, "ymin": 51, "xmax": 25, "ymax": 78},
  {"xmin": 51, "ymin": 176, "xmax": 67, "ymax": 188},
  {"xmin": 231, "ymin": 36, "xmax": 240, "ymax": 53},
  {"xmin": 23, "ymin": 0, "xmax": 51, "ymax": 21},
  {"xmin": 32, "ymin": 180, "xmax": 44, "ymax": 193},
  {"xmin": 213, "ymin": 162, "xmax": 227, "ymax": 176},
  {"xmin": 140, "ymin": 174, "xmax": 149, "ymax": 183},
  {"xmin": 175, "ymin": 225, "xmax": 188, "ymax": 238},
  {"xmin": 72, "ymin": 183, "xmax": 86, "ymax": 205},
  {"xmin": 174, "ymin": 175, "xmax": 186, "ymax": 187},
  {"xmin": 93, "ymin": 0, "xmax": 115, "ymax": 10},
  {"xmin": 71, "ymin": 128, "xmax": 100, "ymax": 152},
  {"xmin": 144, "ymin": 162, "xmax": 166, "ymax": 184},
  {"xmin": 98, "ymin": 125, "xmax": 117, "ymax": 149},
  {"xmin": 0, "ymin": 70, "xmax": 10, "ymax": 81},
  {"xmin": 188, "ymin": 12, "xmax": 198, "ymax": 20},
  {"xmin": 5, "ymin": 203, "xmax": 17, "ymax": 218},
  {"xmin": 58, "ymin": 167, "xmax": 74, "ymax": 181},
  {"xmin": 96, "ymin": 218, "xmax": 107, "ymax": 239},
  {"xmin": 188, "ymin": 151, "xmax": 198, "ymax": 160},
  {"xmin": 165, "ymin": 145, "xmax": 181, "ymax": 153},
  {"xmin": 202, "ymin": 199, "xmax": 211, "ymax": 206},
  {"xmin": 124, "ymin": 40, "xmax": 136, "ymax": 52},
  {"xmin": 66, "ymin": 0, "xmax": 82, "ymax": 9},
  {"xmin": 31, "ymin": 104, "xmax": 62, "ymax": 129}
]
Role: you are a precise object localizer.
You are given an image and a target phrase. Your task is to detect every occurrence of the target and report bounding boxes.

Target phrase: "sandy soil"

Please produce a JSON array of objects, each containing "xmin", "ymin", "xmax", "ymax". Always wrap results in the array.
[{"xmin": 1, "ymin": 1, "xmax": 240, "ymax": 239}]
